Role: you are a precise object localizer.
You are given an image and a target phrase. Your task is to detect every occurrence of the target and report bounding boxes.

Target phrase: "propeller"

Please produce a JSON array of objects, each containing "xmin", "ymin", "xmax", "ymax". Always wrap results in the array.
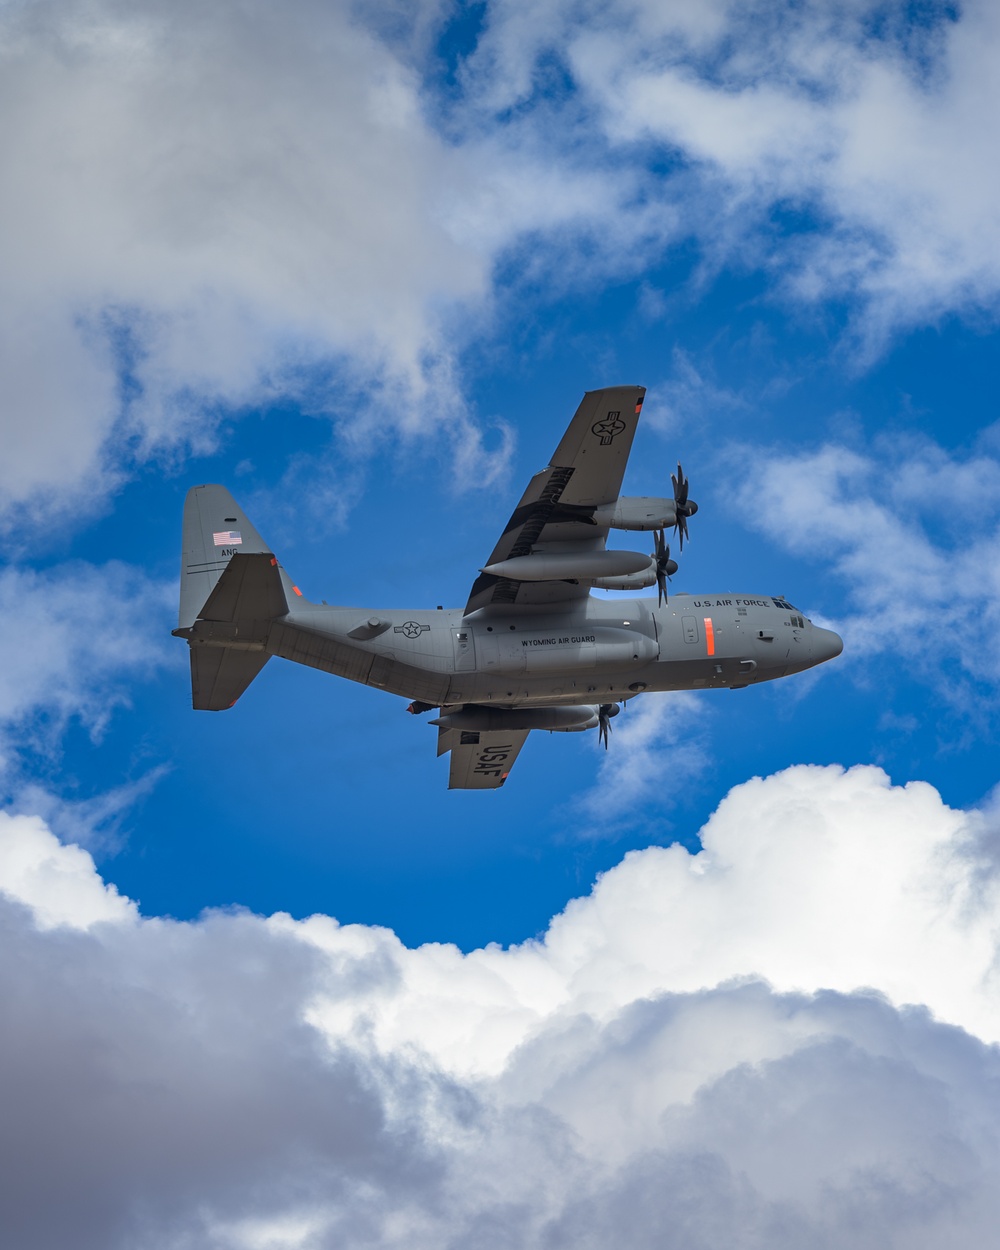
[
  {"xmin": 653, "ymin": 529, "xmax": 678, "ymax": 607},
  {"xmin": 598, "ymin": 703, "xmax": 616, "ymax": 750},
  {"xmin": 671, "ymin": 463, "xmax": 698, "ymax": 550}
]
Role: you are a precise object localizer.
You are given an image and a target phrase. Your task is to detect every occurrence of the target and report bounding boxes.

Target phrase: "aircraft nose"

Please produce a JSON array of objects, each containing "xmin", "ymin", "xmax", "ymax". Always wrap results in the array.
[{"xmin": 812, "ymin": 626, "xmax": 844, "ymax": 664}]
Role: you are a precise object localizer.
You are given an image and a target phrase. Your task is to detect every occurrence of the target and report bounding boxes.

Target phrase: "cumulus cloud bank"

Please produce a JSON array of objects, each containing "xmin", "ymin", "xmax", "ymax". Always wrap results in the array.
[{"xmin": 4, "ymin": 762, "xmax": 1000, "ymax": 1247}]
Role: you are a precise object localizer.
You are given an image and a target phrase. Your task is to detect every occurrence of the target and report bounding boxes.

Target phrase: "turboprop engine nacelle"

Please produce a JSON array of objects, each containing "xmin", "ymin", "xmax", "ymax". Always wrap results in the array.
[
  {"xmin": 604, "ymin": 497, "xmax": 677, "ymax": 531},
  {"xmin": 589, "ymin": 557, "xmax": 658, "ymax": 591},
  {"xmin": 483, "ymin": 549, "xmax": 651, "ymax": 581}
]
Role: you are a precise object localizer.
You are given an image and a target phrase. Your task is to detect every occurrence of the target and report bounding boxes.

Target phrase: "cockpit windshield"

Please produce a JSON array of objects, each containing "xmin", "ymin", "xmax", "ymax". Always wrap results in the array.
[{"xmin": 771, "ymin": 597, "xmax": 798, "ymax": 611}]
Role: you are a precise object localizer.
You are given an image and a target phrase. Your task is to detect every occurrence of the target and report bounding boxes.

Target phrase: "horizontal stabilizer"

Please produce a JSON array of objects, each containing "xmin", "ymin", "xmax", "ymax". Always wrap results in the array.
[{"xmin": 190, "ymin": 647, "xmax": 270, "ymax": 711}]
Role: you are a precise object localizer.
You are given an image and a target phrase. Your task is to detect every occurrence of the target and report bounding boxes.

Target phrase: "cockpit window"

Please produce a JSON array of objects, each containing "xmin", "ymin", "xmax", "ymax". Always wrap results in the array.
[{"xmin": 771, "ymin": 597, "xmax": 797, "ymax": 611}]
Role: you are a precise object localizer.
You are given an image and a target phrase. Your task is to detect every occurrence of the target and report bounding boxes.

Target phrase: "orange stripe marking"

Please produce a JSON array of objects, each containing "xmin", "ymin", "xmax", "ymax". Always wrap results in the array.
[
  {"xmin": 293, "ymin": 586, "xmax": 303, "ymax": 597},
  {"xmin": 704, "ymin": 616, "xmax": 715, "ymax": 656}
]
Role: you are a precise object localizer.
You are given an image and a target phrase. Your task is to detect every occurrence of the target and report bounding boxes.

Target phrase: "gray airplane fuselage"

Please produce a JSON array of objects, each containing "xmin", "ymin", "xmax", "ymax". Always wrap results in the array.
[
  {"xmin": 177, "ymin": 385, "xmax": 845, "ymax": 785},
  {"xmin": 248, "ymin": 591, "xmax": 843, "ymax": 711}
]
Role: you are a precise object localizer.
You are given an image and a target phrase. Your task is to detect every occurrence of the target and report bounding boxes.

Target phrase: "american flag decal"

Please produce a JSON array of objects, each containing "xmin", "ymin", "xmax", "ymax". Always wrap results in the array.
[{"xmin": 213, "ymin": 530, "xmax": 243, "ymax": 546}]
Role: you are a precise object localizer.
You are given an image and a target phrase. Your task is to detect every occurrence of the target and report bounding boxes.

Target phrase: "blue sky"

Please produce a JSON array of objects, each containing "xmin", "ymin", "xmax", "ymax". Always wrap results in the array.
[{"xmin": 3, "ymin": 1, "xmax": 1000, "ymax": 1246}]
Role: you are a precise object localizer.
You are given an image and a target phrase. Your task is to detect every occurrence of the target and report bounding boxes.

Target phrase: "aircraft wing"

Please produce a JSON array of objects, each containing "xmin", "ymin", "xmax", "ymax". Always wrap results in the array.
[
  {"xmin": 465, "ymin": 385, "xmax": 645, "ymax": 614},
  {"xmin": 438, "ymin": 726, "xmax": 531, "ymax": 790}
]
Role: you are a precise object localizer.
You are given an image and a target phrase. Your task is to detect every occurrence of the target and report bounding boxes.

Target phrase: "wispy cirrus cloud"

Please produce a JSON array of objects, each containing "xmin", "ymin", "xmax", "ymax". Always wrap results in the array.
[
  {"xmin": 4, "ymin": 1, "xmax": 1000, "ymax": 529},
  {"xmin": 463, "ymin": 0, "xmax": 1000, "ymax": 350},
  {"xmin": 575, "ymin": 691, "xmax": 710, "ymax": 830},
  {"xmin": 728, "ymin": 434, "xmax": 1000, "ymax": 707},
  {"xmin": 0, "ymin": 561, "xmax": 173, "ymax": 777}
]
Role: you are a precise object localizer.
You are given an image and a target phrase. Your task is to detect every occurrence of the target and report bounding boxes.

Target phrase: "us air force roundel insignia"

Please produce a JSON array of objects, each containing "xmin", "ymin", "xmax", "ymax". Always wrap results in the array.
[
  {"xmin": 394, "ymin": 620, "xmax": 430, "ymax": 639},
  {"xmin": 591, "ymin": 411, "xmax": 626, "ymax": 445}
]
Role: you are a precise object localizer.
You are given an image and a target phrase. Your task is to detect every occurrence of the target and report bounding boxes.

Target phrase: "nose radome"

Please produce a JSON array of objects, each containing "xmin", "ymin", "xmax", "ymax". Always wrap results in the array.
[{"xmin": 813, "ymin": 627, "xmax": 844, "ymax": 663}]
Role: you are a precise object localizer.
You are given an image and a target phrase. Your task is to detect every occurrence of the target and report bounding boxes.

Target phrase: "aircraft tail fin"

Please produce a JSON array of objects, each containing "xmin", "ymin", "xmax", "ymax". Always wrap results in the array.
[
  {"xmin": 179, "ymin": 485, "xmax": 274, "ymax": 629},
  {"xmin": 177, "ymin": 486, "xmax": 296, "ymax": 711}
]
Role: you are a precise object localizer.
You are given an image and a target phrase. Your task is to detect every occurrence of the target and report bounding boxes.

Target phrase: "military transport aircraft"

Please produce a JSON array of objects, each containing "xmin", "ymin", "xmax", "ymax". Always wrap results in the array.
[{"xmin": 173, "ymin": 385, "xmax": 842, "ymax": 788}]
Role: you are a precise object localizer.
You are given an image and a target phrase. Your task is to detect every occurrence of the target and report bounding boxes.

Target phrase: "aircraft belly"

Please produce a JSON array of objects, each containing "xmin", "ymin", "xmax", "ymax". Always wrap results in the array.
[
  {"xmin": 366, "ymin": 655, "xmax": 449, "ymax": 703},
  {"xmin": 443, "ymin": 660, "xmax": 658, "ymax": 707},
  {"xmin": 269, "ymin": 623, "xmax": 450, "ymax": 704},
  {"xmin": 269, "ymin": 622, "xmax": 376, "ymax": 686}
]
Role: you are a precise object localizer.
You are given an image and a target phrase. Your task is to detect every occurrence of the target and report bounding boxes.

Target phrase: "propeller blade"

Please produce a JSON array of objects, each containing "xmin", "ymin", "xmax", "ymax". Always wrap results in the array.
[
  {"xmin": 598, "ymin": 703, "xmax": 615, "ymax": 750},
  {"xmin": 653, "ymin": 528, "xmax": 672, "ymax": 606},
  {"xmin": 671, "ymin": 463, "xmax": 696, "ymax": 550},
  {"xmin": 672, "ymin": 463, "xmax": 688, "ymax": 506}
]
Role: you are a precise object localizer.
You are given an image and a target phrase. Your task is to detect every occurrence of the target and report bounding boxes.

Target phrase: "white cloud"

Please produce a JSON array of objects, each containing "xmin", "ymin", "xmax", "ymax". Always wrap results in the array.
[
  {"xmin": 640, "ymin": 347, "xmax": 747, "ymax": 434},
  {"xmin": 0, "ymin": 0, "xmax": 509, "ymax": 518},
  {"xmin": 0, "ymin": 561, "xmax": 173, "ymax": 774},
  {"xmin": 727, "ymin": 436, "xmax": 1000, "ymax": 701},
  {"xmin": 467, "ymin": 0, "xmax": 1000, "ymax": 349},
  {"xmin": 0, "ymin": 0, "xmax": 995, "ymax": 544},
  {"xmin": 0, "ymin": 811, "xmax": 135, "ymax": 928},
  {"xmin": 7, "ymin": 0, "xmax": 998, "ymax": 528},
  {"xmin": 575, "ymin": 690, "xmax": 709, "ymax": 827},
  {"xmin": 4, "ymin": 762, "xmax": 1000, "ymax": 1245},
  {"xmin": 296, "ymin": 762, "xmax": 1000, "ymax": 1076}
]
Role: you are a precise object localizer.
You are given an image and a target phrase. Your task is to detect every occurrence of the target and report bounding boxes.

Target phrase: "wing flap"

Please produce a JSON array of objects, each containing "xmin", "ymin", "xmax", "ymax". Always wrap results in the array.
[{"xmin": 444, "ymin": 729, "xmax": 530, "ymax": 790}]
